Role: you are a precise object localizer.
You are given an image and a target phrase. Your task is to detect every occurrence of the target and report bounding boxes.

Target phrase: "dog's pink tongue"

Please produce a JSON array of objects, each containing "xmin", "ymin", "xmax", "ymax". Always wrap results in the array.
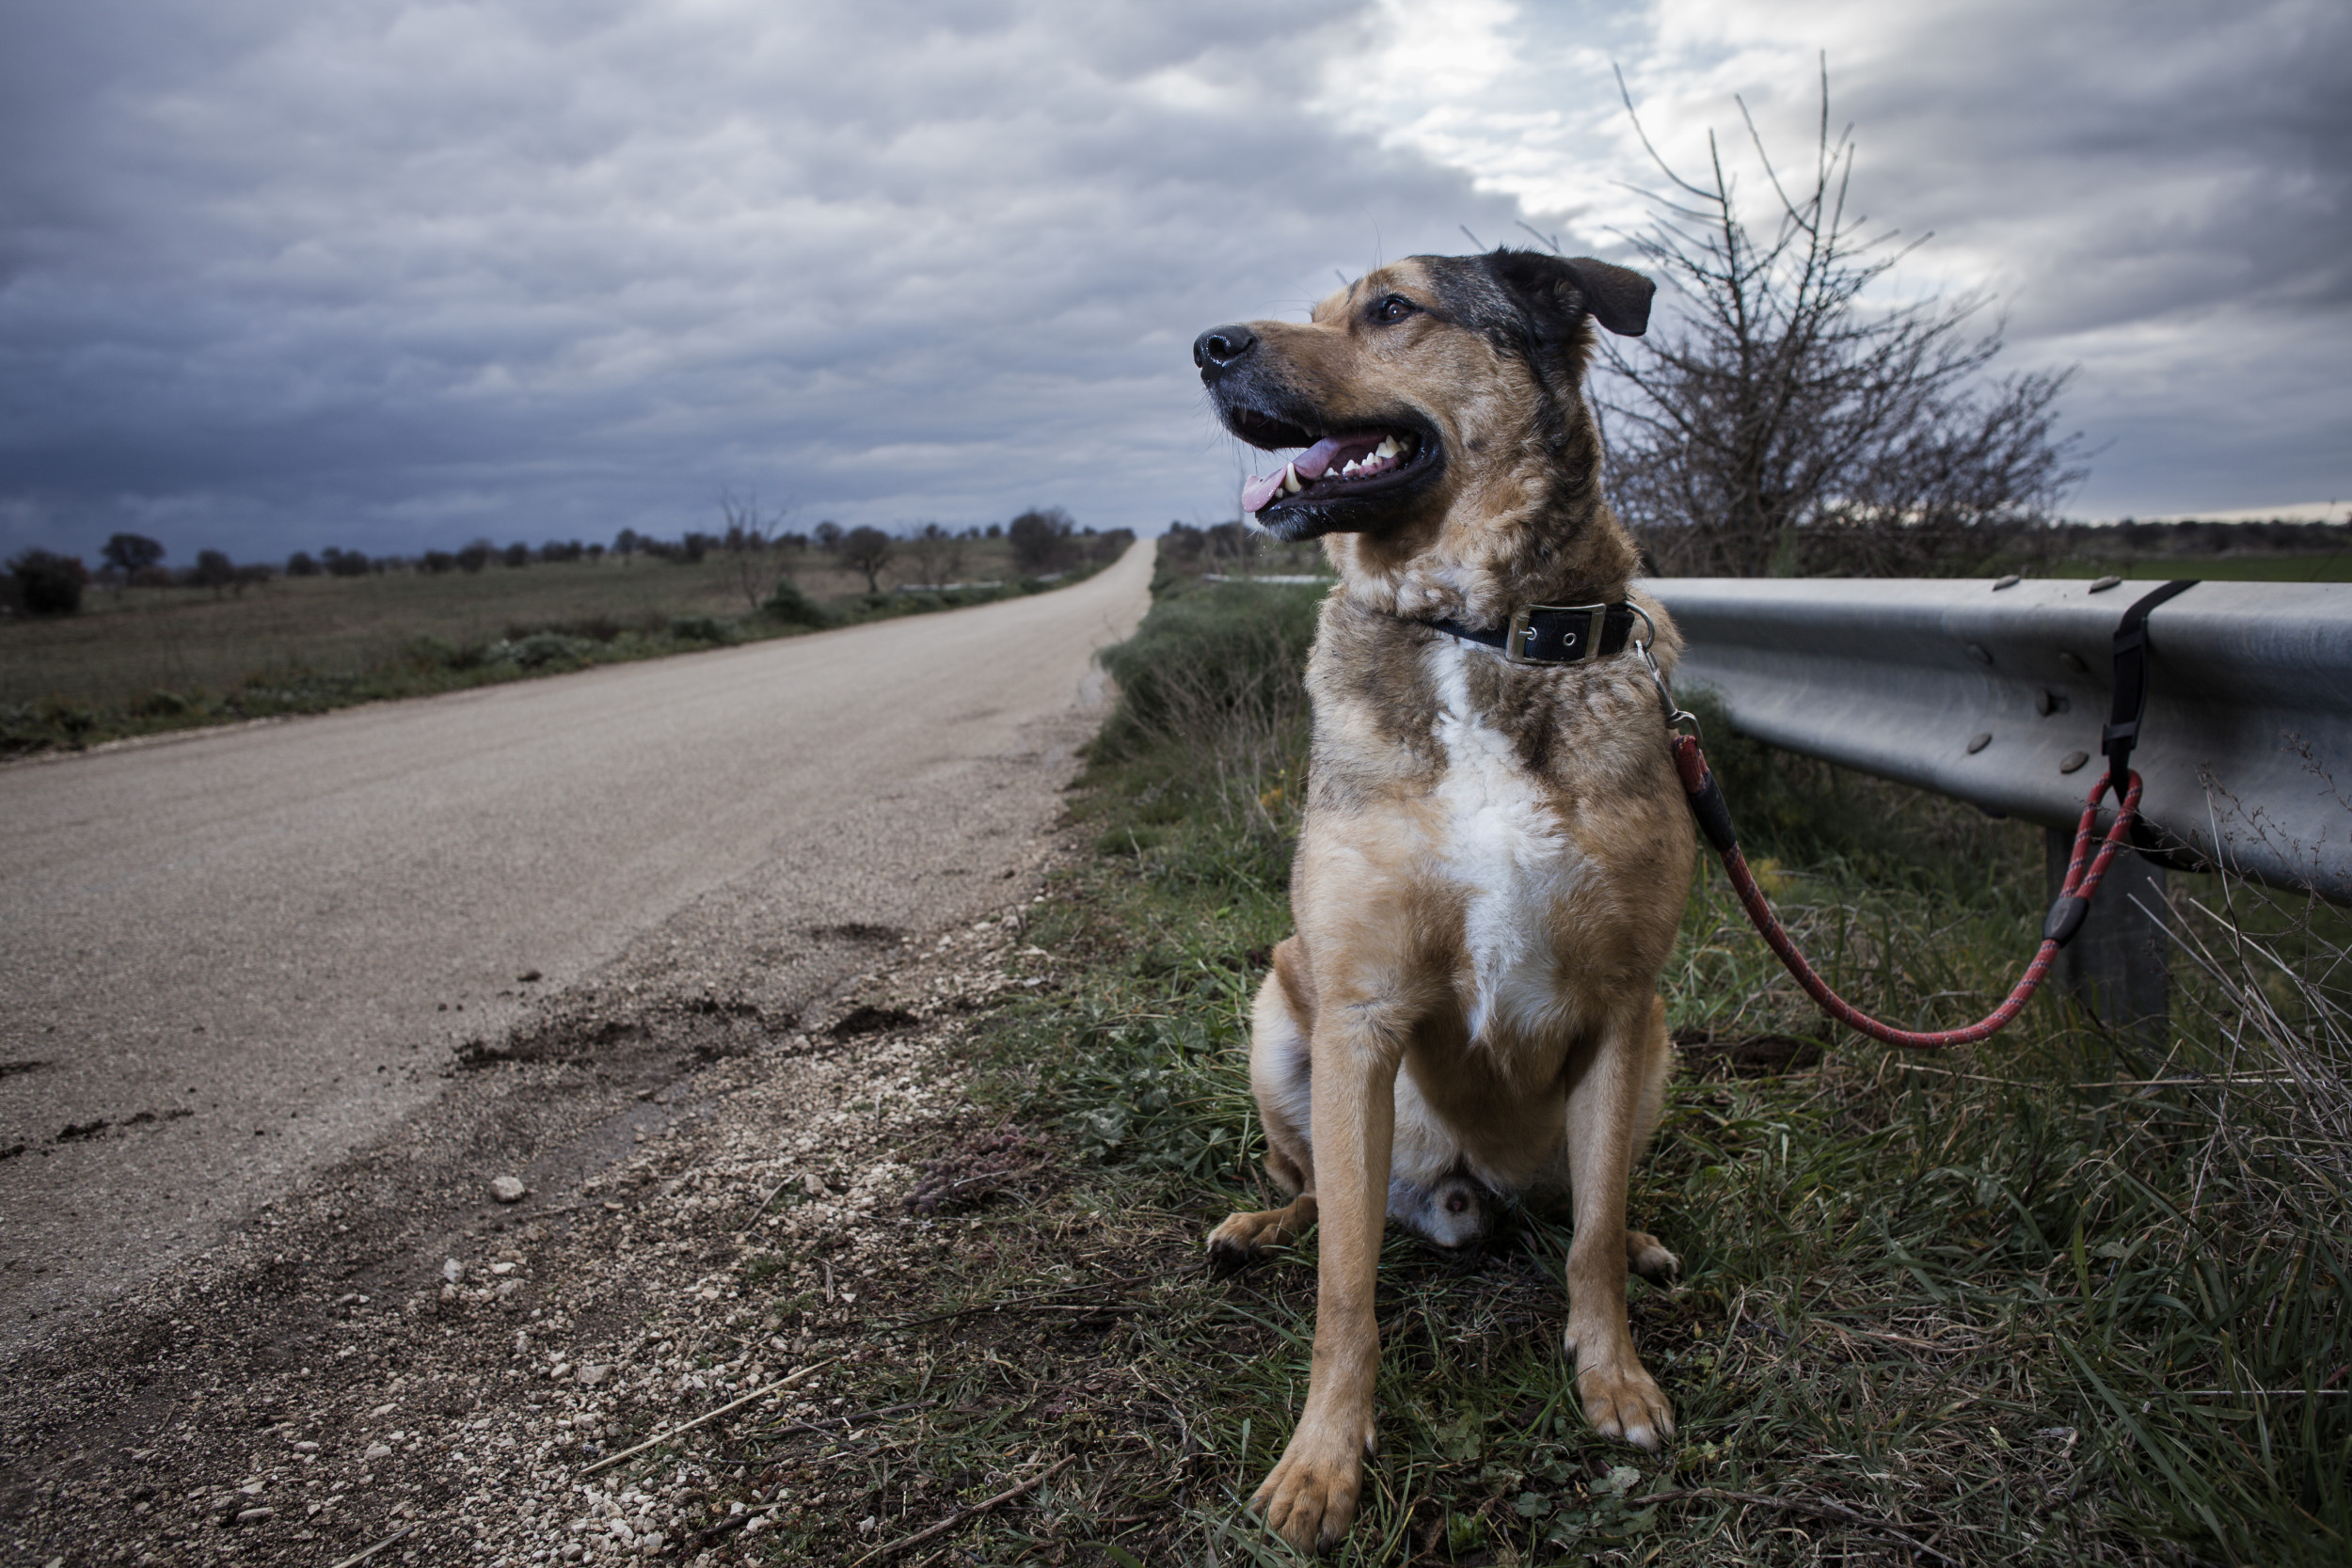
[
  {"xmin": 1292, "ymin": 436, "xmax": 1346, "ymax": 479},
  {"xmin": 1242, "ymin": 438, "xmax": 1348, "ymax": 515}
]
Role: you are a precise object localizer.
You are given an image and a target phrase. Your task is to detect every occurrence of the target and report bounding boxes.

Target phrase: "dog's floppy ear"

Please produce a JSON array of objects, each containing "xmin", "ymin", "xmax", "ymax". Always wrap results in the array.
[
  {"xmin": 1486, "ymin": 249, "xmax": 1655, "ymax": 339},
  {"xmin": 1560, "ymin": 256, "xmax": 1653, "ymax": 337}
]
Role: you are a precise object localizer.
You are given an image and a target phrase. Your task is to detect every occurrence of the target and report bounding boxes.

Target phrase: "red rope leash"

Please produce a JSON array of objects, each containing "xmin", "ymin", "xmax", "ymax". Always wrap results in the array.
[{"xmin": 1672, "ymin": 734, "xmax": 2143, "ymax": 1050}]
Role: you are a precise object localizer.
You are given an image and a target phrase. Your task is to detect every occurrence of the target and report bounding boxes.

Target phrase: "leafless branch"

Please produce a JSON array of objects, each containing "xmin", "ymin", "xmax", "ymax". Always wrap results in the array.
[{"xmin": 1598, "ymin": 63, "xmax": 2089, "ymax": 577}]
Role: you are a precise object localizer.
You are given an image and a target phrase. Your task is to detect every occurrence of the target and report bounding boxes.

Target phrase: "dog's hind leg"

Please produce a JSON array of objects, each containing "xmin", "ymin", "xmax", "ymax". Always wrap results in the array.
[
  {"xmin": 1208, "ymin": 938, "xmax": 1319, "ymax": 1272},
  {"xmin": 1561, "ymin": 994, "xmax": 1677, "ymax": 1452},
  {"xmin": 1625, "ymin": 995, "xmax": 1680, "ymax": 1283}
]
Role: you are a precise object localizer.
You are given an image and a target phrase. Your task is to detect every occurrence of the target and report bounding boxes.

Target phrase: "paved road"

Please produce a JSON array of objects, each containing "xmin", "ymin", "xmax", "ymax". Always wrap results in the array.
[{"xmin": 0, "ymin": 545, "xmax": 1152, "ymax": 1344}]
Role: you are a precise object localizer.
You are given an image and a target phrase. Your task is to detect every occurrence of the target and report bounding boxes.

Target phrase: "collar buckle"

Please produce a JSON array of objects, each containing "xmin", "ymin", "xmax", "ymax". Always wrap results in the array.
[{"xmin": 1503, "ymin": 602, "xmax": 1610, "ymax": 665}]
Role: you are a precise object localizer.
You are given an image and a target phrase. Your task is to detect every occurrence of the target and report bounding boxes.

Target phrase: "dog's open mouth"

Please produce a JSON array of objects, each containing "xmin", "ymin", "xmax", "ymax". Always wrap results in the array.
[{"xmin": 1240, "ymin": 429, "xmax": 1431, "ymax": 515}]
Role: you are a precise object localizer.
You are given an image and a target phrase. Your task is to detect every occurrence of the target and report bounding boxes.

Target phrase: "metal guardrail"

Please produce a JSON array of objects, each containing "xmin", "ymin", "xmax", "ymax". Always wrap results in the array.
[{"xmin": 1645, "ymin": 578, "xmax": 2352, "ymax": 904}]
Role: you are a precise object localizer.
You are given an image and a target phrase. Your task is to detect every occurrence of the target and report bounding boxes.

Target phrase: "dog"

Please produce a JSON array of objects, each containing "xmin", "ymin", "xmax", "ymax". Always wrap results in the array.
[{"xmin": 1193, "ymin": 248, "xmax": 1694, "ymax": 1552}]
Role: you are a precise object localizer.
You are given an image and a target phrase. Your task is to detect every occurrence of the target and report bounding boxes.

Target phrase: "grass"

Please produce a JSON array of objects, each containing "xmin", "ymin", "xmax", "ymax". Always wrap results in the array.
[
  {"xmin": 700, "ymin": 551, "xmax": 2349, "ymax": 1566},
  {"xmin": 0, "ymin": 539, "xmax": 1096, "ymax": 755}
]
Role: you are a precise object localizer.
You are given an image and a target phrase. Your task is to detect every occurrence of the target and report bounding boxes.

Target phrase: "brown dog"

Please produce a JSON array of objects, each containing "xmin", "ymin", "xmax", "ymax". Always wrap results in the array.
[{"xmin": 1192, "ymin": 249, "xmax": 1694, "ymax": 1552}]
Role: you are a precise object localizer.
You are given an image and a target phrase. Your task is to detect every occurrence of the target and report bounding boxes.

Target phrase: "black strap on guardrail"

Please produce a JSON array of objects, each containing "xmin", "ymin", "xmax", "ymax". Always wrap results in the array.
[{"xmin": 2102, "ymin": 579, "xmax": 2198, "ymax": 798}]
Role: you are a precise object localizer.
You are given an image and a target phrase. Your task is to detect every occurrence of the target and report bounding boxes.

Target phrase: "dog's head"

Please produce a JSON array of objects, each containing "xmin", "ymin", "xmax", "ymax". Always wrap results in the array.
[{"xmin": 1195, "ymin": 248, "xmax": 1653, "ymax": 611}]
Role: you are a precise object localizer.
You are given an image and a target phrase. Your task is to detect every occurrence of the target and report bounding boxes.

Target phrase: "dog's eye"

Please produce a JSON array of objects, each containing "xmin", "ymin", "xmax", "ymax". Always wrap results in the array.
[{"xmin": 1370, "ymin": 293, "xmax": 1418, "ymax": 325}]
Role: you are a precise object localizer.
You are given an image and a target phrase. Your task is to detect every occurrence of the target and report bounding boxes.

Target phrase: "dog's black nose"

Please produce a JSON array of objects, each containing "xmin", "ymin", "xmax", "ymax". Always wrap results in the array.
[{"xmin": 1193, "ymin": 324, "xmax": 1257, "ymax": 372}]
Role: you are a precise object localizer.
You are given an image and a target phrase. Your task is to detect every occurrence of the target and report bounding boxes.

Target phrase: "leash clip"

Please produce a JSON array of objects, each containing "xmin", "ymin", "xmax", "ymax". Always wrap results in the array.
[{"xmin": 1627, "ymin": 603, "xmax": 1700, "ymax": 738}]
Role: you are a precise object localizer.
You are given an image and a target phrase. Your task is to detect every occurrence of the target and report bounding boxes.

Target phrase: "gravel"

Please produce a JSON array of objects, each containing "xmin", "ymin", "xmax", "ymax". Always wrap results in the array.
[{"xmin": 0, "ymin": 895, "xmax": 1073, "ymax": 1564}]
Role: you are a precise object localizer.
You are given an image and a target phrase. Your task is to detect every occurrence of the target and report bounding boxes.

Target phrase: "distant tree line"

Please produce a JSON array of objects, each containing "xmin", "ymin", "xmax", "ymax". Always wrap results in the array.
[{"xmin": 4, "ymin": 505, "xmax": 1137, "ymax": 618}]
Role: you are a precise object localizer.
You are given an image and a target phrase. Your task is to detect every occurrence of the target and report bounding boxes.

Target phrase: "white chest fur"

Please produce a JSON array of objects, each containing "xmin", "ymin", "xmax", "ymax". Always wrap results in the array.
[{"xmin": 1423, "ymin": 639, "xmax": 1582, "ymax": 1043}]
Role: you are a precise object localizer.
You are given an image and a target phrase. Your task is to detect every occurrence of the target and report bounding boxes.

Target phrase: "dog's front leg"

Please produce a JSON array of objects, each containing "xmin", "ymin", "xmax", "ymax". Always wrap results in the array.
[
  {"xmin": 1252, "ymin": 1022, "xmax": 1398, "ymax": 1552},
  {"xmin": 1561, "ymin": 1008, "xmax": 1675, "ymax": 1452}
]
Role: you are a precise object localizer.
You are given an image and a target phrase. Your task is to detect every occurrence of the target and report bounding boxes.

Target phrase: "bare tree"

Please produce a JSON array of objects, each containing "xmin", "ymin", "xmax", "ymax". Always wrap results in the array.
[
  {"xmin": 1594, "ymin": 62, "xmax": 2088, "ymax": 577},
  {"xmin": 898, "ymin": 522, "xmax": 964, "ymax": 588},
  {"xmin": 718, "ymin": 489, "xmax": 798, "ymax": 612},
  {"xmin": 838, "ymin": 526, "xmax": 895, "ymax": 593}
]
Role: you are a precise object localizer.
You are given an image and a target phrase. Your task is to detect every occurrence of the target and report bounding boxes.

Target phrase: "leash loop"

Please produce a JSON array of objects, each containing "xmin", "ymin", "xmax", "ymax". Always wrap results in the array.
[
  {"xmin": 1653, "ymin": 580, "xmax": 2192, "ymax": 1050},
  {"xmin": 1676, "ymin": 731, "xmax": 2141, "ymax": 1049}
]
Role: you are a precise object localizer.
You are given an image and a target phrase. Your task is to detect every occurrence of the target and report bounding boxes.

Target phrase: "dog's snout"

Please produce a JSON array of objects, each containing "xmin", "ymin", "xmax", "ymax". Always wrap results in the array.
[{"xmin": 1193, "ymin": 323, "xmax": 1258, "ymax": 374}]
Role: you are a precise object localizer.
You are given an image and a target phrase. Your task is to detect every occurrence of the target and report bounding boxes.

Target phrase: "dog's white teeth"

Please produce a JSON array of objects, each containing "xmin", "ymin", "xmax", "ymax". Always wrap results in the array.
[
  {"xmin": 1281, "ymin": 464, "xmax": 1303, "ymax": 495},
  {"xmin": 1375, "ymin": 436, "xmax": 1401, "ymax": 459},
  {"xmin": 1341, "ymin": 458, "xmax": 1362, "ymax": 477}
]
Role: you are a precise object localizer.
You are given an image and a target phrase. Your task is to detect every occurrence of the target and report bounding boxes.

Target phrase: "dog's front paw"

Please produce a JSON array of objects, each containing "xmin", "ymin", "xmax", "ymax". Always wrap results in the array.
[
  {"xmin": 1573, "ymin": 1360, "xmax": 1675, "ymax": 1454},
  {"xmin": 1206, "ymin": 1204, "xmax": 1307, "ymax": 1275},
  {"xmin": 1251, "ymin": 1418, "xmax": 1375, "ymax": 1553},
  {"xmin": 1626, "ymin": 1229, "xmax": 1680, "ymax": 1283}
]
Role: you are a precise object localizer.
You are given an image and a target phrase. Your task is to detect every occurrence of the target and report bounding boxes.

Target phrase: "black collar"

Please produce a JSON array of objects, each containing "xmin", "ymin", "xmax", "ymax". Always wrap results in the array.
[{"xmin": 1425, "ymin": 600, "xmax": 1639, "ymax": 666}]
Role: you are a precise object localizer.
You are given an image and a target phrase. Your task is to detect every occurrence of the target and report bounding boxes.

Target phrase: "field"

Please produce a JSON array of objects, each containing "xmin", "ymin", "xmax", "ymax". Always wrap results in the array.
[
  {"xmin": 0, "ymin": 535, "xmax": 1079, "ymax": 754},
  {"xmin": 739, "ymin": 551, "xmax": 2350, "ymax": 1564}
]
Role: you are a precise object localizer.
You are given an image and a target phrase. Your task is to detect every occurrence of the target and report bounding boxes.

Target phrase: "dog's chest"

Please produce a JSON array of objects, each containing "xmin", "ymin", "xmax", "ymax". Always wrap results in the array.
[{"xmin": 1421, "ymin": 640, "xmax": 1581, "ymax": 1042}]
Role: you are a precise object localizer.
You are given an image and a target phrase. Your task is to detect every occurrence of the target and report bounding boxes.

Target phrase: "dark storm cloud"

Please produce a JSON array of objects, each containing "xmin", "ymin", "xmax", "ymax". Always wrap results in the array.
[
  {"xmin": 2, "ymin": 0, "xmax": 2344, "ymax": 563},
  {"xmin": 0, "ymin": 0, "xmax": 1530, "ymax": 560}
]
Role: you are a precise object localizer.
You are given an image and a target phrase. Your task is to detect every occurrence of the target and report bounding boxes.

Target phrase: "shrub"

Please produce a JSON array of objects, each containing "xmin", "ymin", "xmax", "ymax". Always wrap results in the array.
[
  {"xmin": 1008, "ymin": 506, "xmax": 1075, "ymax": 572},
  {"xmin": 487, "ymin": 632, "xmax": 596, "ymax": 669},
  {"xmin": 323, "ymin": 546, "xmax": 371, "ymax": 578},
  {"xmin": 1158, "ymin": 521, "xmax": 1204, "ymax": 562},
  {"xmin": 102, "ymin": 532, "xmax": 166, "ymax": 578},
  {"xmin": 509, "ymin": 614, "xmax": 621, "ymax": 643},
  {"xmin": 455, "ymin": 540, "xmax": 493, "ymax": 573},
  {"xmin": 420, "ymin": 550, "xmax": 457, "ymax": 574},
  {"xmin": 189, "ymin": 548, "xmax": 236, "ymax": 593},
  {"xmin": 286, "ymin": 551, "xmax": 321, "ymax": 577},
  {"xmin": 409, "ymin": 635, "xmax": 484, "ymax": 669},
  {"xmin": 8, "ymin": 549, "xmax": 87, "ymax": 615},
  {"xmin": 666, "ymin": 614, "xmax": 735, "ymax": 644},
  {"xmin": 501, "ymin": 541, "xmax": 530, "ymax": 568},
  {"xmin": 761, "ymin": 578, "xmax": 828, "ymax": 627},
  {"xmin": 38, "ymin": 699, "xmax": 97, "ymax": 739},
  {"xmin": 1090, "ymin": 578, "xmax": 1321, "ymax": 790}
]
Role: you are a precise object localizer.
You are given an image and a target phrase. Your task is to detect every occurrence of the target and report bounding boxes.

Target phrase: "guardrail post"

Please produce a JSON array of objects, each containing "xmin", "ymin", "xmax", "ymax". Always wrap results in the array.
[{"xmin": 2044, "ymin": 828, "xmax": 2170, "ymax": 1046}]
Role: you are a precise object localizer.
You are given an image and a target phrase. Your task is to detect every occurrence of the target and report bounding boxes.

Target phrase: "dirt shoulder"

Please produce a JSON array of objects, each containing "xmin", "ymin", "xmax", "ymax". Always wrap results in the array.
[{"xmin": 0, "ymin": 830, "xmax": 1114, "ymax": 1567}]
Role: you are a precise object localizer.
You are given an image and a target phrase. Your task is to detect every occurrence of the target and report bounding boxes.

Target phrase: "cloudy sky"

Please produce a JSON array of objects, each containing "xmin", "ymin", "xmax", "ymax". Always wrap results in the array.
[{"xmin": 2, "ymin": 0, "xmax": 2344, "ymax": 562}]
